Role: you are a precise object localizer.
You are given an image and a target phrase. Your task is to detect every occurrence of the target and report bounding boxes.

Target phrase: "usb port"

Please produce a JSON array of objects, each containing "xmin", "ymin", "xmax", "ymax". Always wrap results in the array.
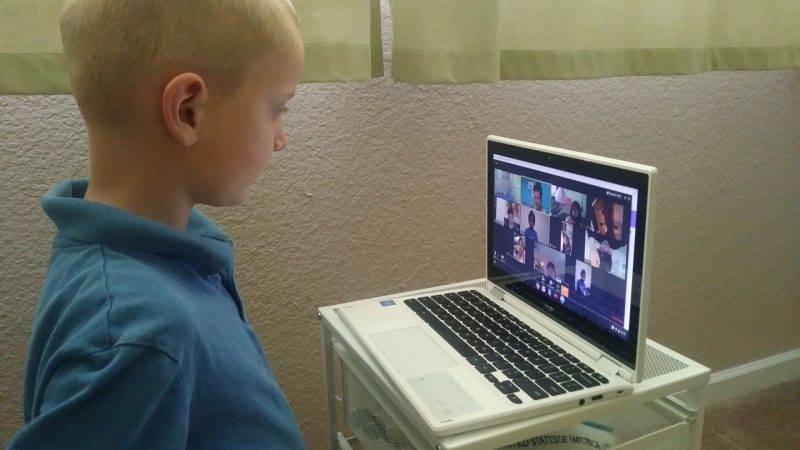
[{"xmin": 591, "ymin": 394, "xmax": 604, "ymax": 401}]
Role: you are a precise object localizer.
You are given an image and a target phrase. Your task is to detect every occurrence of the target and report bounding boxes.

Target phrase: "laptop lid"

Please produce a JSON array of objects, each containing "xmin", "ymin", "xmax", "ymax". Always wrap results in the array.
[{"xmin": 487, "ymin": 136, "xmax": 657, "ymax": 381}]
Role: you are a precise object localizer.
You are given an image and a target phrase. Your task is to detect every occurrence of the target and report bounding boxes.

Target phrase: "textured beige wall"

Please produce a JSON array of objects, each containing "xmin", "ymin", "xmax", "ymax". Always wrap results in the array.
[{"xmin": 1, "ymin": 70, "xmax": 799, "ymax": 447}]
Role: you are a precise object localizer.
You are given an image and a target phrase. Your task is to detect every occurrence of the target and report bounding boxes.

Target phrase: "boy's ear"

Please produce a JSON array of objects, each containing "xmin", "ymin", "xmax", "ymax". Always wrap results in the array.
[{"xmin": 162, "ymin": 73, "xmax": 207, "ymax": 147}]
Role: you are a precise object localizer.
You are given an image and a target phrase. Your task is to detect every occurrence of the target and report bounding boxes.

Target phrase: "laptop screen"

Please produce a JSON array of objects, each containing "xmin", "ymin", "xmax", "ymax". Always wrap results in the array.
[{"xmin": 487, "ymin": 137, "xmax": 654, "ymax": 370}]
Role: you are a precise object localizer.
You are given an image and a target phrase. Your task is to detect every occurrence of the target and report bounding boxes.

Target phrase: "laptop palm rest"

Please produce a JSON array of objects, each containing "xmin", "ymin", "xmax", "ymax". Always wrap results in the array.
[
  {"xmin": 371, "ymin": 327, "xmax": 457, "ymax": 376},
  {"xmin": 371, "ymin": 327, "xmax": 483, "ymax": 419}
]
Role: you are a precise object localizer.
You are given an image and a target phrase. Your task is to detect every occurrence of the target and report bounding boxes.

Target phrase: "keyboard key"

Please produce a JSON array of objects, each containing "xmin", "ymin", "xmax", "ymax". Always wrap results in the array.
[
  {"xmin": 550, "ymin": 372, "xmax": 570, "ymax": 383},
  {"xmin": 562, "ymin": 381, "xmax": 584, "ymax": 392},
  {"xmin": 530, "ymin": 343, "xmax": 549, "ymax": 352},
  {"xmin": 496, "ymin": 331, "xmax": 512, "ymax": 341},
  {"xmin": 507, "ymin": 393, "xmax": 523, "ymax": 404},
  {"xmin": 444, "ymin": 317, "xmax": 460, "ymax": 327},
  {"xmin": 565, "ymin": 354, "xmax": 580, "ymax": 363},
  {"xmin": 511, "ymin": 328, "xmax": 529, "ymax": 338},
  {"xmin": 484, "ymin": 352, "xmax": 503, "ymax": 362},
  {"xmin": 496, "ymin": 345, "xmax": 514, "ymax": 355},
  {"xmin": 506, "ymin": 354, "xmax": 524, "ymax": 364},
  {"xmin": 561, "ymin": 364, "xmax": 582, "ymax": 375},
  {"xmin": 444, "ymin": 292, "xmax": 461, "ymax": 302},
  {"xmin": 466, "ymin": 355, "xmax": 487, "ymax": 365},
  {"xmin": 549, "ymin": 356, "xmax": 570, "ymax": 367},
  {"xmin": 502, "ymin": 369, "xmax": 523, "ymax": 379},
  {"xmin": 509, "ymin": 340, "xmax": 526, "ymax": 350},
  {"xmin": 420, "ymin": 297, "xmax": 437, "ymax": 308},
  {"xmin": 550, "ymin": 344, "xmax": 568, "ymax": 354},
  {"xmin": 539, "ymin": 364, "xmax": 560, "ymax": 374},
  {"xmin": 513, "ymin": 377, "xmax": 549, "ymax": 400},
  {"xmin": 484, "ymin": 373, "xmax": 499, "ymax": 384},
  {"xmin": 467, "ymin": 337, "xmax": 483, "ymax": 347},
  {"xmin": 539, "ymin": 349, "xmax": 558, "ymax": 359},
  {"xmin": 414, "ymin": 309, "xmax": 434, "ymax": 323},
  {"xmin": 474, "ymin": 363, "xmax": 495, "ymax": 374},
  {"xmin": 514, "ymin": 361, "xmax": 534, "ymax": 371},
  {"xmin": 456, "ymin": 328, "xmax": 472, "ymax": 337},
  {"xmin": 404, "ymin": 298, "xmax": 425, "ymax": 312},
  {"xmin": 536, "ymin": 378, "xmax": 567, "ymax": 396},
  {"xmin": 495, "ymin": 381, "xmax": 519, "ymax": 395},
  {"xmin": 524, "ymin": 368, "xmax": 546, "ymax": 380},
  {"xmin": 528, "ymin": 356, "xmax": 548, "ymax": 366},
  {"xmin": 453, "ymin": 311, "xmax": 469, "ymax": 320},
  {"xmin": 573, "ymin": 372, "xmax": 601, "ymax": 388},
  {"xmin": 518, "ymin": 348, "xmax": 535, "ymax": 358},
  {"xmin": 494, "ymin": 361, "xmax": 512, "ymax": 371},
  {"xmin": 591, "ymin": 373, "xmax": 610, "ymax": 384},
  {"xmin": 455, "ymin": 328, "xmax": 471, "ymax": 338},
  {"xmin": 474, "ymin": 345, "xmax": 492, "ymax": 354},
  {"xmin": 577, "ymin": 363, "xmax": 596, "ymax": 373}
]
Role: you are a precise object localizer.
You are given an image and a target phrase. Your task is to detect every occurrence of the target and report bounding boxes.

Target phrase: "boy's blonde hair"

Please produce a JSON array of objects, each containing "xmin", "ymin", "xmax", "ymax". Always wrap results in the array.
[{"xmin": 60, "ymin": 0, "xmax": 303, "ymax": 129}]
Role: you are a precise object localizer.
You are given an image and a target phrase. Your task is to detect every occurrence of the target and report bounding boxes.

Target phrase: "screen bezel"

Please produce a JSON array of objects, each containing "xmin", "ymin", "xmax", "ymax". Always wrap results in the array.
[{"xmin": 487, "ymin": 138, "xmax": 652, "ymax": 370}]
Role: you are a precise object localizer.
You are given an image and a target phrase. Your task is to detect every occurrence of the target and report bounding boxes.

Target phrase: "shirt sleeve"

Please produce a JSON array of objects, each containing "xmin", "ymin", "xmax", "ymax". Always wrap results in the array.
[{"xmin": 8, "ymin": 344, "xmax": 190, "ymax": 450}]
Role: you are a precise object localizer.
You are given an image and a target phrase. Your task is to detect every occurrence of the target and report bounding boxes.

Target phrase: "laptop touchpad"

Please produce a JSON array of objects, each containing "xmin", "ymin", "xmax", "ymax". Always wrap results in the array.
[
  {"xmin": 371, "ymin": 327, "xmax": 458, "ymax": 377},
  {"xmin": 371, "ymin": 327, "xmax": 483, "ymax": 419}
]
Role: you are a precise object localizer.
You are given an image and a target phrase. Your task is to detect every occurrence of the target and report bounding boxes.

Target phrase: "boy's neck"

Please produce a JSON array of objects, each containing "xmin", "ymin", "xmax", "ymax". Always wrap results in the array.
[
  {"xmin": 84, "ymin": 179, "xmax": 194, "ymax": 231},
  {"xmin": 84, "ymin": 134, "xmax": 195, "ymax": 231}
]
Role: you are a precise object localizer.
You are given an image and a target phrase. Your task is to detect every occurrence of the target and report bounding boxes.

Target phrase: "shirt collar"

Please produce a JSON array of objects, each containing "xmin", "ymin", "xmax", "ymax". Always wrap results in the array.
[{"xmin": 42, "ymin": 178, "xmax": 233, "ymax": 275}]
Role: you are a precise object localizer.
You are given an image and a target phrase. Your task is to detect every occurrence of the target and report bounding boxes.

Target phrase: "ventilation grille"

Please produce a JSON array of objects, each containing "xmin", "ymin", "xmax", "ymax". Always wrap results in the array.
[
  {"xmin": 344, "ymin": 365, "xmax": 413, "ymax": 450},
  {"xmin": 643, "ymin": 345, "xmax": 688, "ymax": 380}
]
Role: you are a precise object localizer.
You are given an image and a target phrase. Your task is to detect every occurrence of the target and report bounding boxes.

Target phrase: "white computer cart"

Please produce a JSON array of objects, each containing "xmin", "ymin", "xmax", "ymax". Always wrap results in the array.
[{"xmin": 319, "ymin": 305, "xmax": 710, "ymax": 450}]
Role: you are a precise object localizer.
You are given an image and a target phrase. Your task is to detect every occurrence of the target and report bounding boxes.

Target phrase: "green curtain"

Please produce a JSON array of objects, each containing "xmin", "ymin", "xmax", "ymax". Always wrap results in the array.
[
  {"xmin": 3, "ymin": 1, "xmax": 800, "ymax": 93},
  {"xmin": 293, "ymin": 0, "xmax": 383, "ymax": 82},
  {"xmin": 0, "ymin": 1, "xmax": 68, "ymax": 94},
  {"xmin": 0, "ymin": 0, "xmax": 382, "ymax": 95},
  {"xmin": 390, "ymin": 0, "xmax": 800, "ymax": 83}
]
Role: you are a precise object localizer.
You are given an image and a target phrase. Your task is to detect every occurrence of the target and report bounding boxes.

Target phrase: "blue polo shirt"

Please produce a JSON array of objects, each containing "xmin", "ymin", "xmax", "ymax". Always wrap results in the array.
[{"xmin": 7, "ymin": 179, "xmax": 305, "ymax": 450}]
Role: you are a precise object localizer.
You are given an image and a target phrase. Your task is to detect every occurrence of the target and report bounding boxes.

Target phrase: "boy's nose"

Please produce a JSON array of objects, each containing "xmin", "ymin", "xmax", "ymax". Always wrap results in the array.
[
  {"xmin": 274, "ymin": 124, "xmax": 287, "ymax": 152},
  {"xmin": 274, "ymin": 132, "xmax": 286, "ymax": 152}
]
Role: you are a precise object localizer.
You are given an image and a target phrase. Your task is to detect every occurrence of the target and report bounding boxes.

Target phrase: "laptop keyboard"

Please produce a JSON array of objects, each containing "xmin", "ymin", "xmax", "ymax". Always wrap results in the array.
[{"xmin": 404, "ymin": 290, "xmax": 610, "ymax": 404}]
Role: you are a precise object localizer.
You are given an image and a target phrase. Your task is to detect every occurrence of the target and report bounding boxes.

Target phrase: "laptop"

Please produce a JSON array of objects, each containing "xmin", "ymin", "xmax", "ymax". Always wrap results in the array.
[{"xmin": 336, "ymin": 135, "xmax": 657, "ymax": 437}]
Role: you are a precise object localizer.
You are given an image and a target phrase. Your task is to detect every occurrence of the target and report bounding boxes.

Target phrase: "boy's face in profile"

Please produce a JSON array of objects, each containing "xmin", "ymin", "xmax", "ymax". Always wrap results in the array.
[{"xmin": 193, "ymin": 58, "xmax": 301, "ymax": 206}]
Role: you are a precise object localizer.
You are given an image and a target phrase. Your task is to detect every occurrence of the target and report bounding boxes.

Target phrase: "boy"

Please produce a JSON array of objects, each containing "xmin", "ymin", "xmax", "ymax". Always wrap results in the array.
[{"xmin": 7, "ymin": 0, "xmax": 305, "ymax": 449}]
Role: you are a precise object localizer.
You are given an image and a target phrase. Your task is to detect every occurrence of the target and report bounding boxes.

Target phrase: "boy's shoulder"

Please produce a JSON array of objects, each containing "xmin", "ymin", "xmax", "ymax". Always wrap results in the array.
[
  {"xmin": 41, "ymin": 242, "xmax": 204, "ymax": 361},
  {"xmin": 39, "ymin": 178, "xmax": 236, "ymax": 360}
]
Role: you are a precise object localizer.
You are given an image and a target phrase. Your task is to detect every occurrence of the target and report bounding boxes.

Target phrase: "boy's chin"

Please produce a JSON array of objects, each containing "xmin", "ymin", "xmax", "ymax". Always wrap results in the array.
[{"xmin": 202, "ymin": 189, "xmax": 251, "ymax": 208}]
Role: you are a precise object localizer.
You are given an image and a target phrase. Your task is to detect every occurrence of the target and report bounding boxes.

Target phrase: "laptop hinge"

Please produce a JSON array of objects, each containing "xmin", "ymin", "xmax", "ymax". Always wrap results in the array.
[
  {"xmin": 490, "ymin": 285, "xmax": 506, "ymax": 301},
  {"xmin": 597, "ymin": 355, "xmax": 622, "ymax": 377}
]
